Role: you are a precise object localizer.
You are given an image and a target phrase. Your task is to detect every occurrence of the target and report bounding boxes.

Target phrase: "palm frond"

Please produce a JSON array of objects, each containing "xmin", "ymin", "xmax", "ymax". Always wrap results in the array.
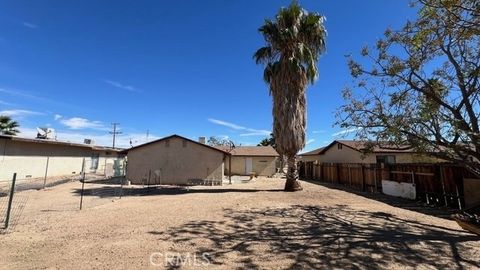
[
  {"xmin": 0, "ymin": 115, "xmax": 20, "ymax": 135},
  {"xmin": 253, "ymin": 46, "xmax": 273, "ymax": 64}
]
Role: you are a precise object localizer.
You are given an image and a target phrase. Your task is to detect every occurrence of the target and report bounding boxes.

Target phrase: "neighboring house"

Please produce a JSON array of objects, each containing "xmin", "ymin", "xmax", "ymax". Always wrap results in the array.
[
  {"xmin": 124, "ymin": 134, "xmax": 229, "ymax": 185},
  {"xmin": 0, "ymin": 135, "xmax": 125, "ymax": 182},
  {"xmin": 299, "ymin": 147, "xmax": 325, "ymax": 163},
  {"xmin": 299, "ymin": 140, "xmax": 438, "ymax": 164},
  {"xmin": 218, "ymin": 146, "xmax": 279, "ymax": 176}
]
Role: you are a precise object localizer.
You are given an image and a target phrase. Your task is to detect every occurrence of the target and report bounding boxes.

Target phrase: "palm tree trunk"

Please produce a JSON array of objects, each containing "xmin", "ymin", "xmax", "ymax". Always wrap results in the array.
[{"xmin": 284, "ymin": 155, "xmax": 302, "ymax": 191}]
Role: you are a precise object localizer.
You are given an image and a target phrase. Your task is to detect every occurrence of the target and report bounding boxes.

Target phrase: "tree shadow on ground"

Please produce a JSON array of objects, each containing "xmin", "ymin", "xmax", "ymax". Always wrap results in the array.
[
  {"xmin": 150, "ymin": 204, "xmax": 480, "ymax": 269},
  {"xmin": 303, "ymin": 179, "xmax": 458, "ymax": 219},
  {"xmin": 71, "ymin": 186, "xmax": 282, "ymax": 198}
]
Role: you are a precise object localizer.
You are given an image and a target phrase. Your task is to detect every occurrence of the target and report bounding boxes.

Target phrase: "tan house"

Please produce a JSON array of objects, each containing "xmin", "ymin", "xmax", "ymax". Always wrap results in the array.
[
  {"xmin": 0, "ymin": 135, "xmax": 125, "ymax": 182},
  {"xmin": 299, "ymin": 140, "xmax": 437, "ymax": 164},
  {"xmin": 299, "ymin": 147, "xmax": 326, "ymax": 163},
  {"xmin": 218, "ymin": 146, "xmax": 279, "ymax": 176},
  {"xmin": 124, "ymin": 134, "xmax": 230, "ymax": 185}
]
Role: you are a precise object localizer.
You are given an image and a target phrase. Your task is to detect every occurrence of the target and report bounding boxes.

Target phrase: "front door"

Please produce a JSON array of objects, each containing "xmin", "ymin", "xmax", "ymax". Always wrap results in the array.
[{"xmin": 245, "ymin": 158, "xmax": 253, "ymax": 174}]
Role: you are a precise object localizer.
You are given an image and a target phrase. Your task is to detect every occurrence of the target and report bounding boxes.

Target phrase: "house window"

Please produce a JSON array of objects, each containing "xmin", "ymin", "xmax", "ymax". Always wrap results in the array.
[
  {"xmin": 165, "ymin": 139, "xmax": 170, "ymax": 147},
  {"xmin": 337, "ymin": 144, "xmax": 343, "ymax": 150},
  {"xmin": 376, "ymin": 155, "xmax": 396, "ymax": 165},
  {"xmin": 182, "ymin": 140, "xmax": 187, "ymax": 148}
]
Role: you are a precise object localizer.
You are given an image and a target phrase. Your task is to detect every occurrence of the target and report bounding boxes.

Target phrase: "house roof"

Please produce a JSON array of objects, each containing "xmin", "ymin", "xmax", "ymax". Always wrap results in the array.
[
  {"xmin": 299, "ymin": 140, "xmax": 415, "ymax": 156},
  {"xmin": 216, "ymin": 146, "xmax": 279, "ymax": 157},
  {"xmin": 323, "ymin": 140, "xmax": 415, "ymax": 154},
  {"xmin": 299, "ymin": 147, "xmax": 325, "ymax": 156},
  {"xmin": 122, "ymin": 134, "xmax": 230, "ymax": 155},
  {"xmin": 0, "ymin": 134, "xmax": 123, "ymax": 152},
  {"xmin": 334, "ymin": 140, "xmax": 415, "ymax": 153}
]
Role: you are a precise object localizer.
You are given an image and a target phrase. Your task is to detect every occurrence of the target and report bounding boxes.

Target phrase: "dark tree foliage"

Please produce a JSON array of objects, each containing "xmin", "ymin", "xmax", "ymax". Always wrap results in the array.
[
  {"xmin": 337, "ymin": 0, "xmax": 480, "ymax": 174},
  {"xmin": 0, "ymin": 115, "xmax": 20, "ymax": 135},
  {"xmin": 258, "ymin": 133, "xmax": 276, "ymax": 147}
]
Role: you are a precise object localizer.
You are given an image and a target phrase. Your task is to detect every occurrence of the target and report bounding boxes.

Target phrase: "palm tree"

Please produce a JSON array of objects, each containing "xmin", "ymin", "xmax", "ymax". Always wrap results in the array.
[
  {"xmin": 257, "ymin": 133, "xmax": 275, "ymax": 147},
  {"xmin": 0, "ymin": 115, "xmax": 20, "ymax": 135},
  {"xmin": 254, "ymin": 1, "xmax": 326, "ymax": 191}
]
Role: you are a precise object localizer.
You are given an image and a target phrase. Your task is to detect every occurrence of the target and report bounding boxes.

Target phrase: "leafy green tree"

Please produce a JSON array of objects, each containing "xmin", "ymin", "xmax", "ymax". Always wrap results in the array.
[
  {"xmin": 254, "ymin": 1, "xmax": 326, "ymax": 191},
  {"xmin": 337, "ymin": 0, "xmax": 480, "ymax": 174},
  {"xmin": 0, "ymin": 115, "xmax": 20, "ymax": 135}
]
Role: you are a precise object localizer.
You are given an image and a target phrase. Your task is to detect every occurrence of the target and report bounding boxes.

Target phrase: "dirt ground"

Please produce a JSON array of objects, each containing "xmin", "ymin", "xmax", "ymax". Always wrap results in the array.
[{"xmin": 0, "ymin": 177, "xmax": 479, "ymax": 269}]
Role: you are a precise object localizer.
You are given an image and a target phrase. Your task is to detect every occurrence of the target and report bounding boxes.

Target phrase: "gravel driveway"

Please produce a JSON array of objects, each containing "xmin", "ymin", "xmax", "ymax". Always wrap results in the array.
[{"xmin": 0, "ymin": 177, "xmax": 478, "ymax": 269}]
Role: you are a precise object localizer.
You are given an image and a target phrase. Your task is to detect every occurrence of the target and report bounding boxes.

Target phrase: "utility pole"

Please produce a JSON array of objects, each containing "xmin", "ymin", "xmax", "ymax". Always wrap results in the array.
[
  {"xmin": 146, "ymin": 129, "xmax": 150, "ymax": 142},
  {"xmin": 110, "ymin": 123, "xmax": 122, "ymax": 149}
]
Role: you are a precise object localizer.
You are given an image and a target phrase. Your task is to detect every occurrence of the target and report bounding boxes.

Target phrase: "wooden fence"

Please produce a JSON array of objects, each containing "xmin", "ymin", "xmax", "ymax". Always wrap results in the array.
[{"xmin": 299, "ymin": 162, "xmax": 476, "ymax": 209}]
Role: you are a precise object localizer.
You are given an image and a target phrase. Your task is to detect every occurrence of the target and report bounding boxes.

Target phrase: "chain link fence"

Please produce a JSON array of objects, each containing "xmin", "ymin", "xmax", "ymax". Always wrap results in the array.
[{"xmin": 0, "ymin": 172, "xmax": 126, "ymax": 232}]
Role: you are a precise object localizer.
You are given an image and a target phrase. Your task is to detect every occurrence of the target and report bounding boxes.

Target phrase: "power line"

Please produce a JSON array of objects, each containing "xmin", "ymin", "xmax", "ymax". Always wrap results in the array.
[{"xmin": 110, "ymin": 123, "xmax": 122, "ymax": 149}]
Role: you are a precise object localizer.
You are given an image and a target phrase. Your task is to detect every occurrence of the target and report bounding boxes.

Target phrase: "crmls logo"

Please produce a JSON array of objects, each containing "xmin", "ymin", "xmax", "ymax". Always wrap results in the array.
[{"xmin": 150, "ymin": 252, "xmax": 212, "ymax": 267}]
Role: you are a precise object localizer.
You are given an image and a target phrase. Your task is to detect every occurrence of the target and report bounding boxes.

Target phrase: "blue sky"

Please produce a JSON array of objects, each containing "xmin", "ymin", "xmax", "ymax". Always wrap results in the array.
[{"xmin": 0, "ymin": 0, "xmax": 417, "ymax": 150}]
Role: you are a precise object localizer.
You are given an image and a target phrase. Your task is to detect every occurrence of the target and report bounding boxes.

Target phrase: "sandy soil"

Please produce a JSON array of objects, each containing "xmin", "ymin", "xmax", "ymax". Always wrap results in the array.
[{"xmin": 0, "ymin": 177, "xmax": 479, "ymax": 269}]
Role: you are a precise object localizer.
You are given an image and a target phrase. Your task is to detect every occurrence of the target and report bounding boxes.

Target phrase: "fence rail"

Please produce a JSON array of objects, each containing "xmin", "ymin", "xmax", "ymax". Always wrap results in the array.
[{"xmin": 299, "ymin": 162, "xmax": 476, "ymax": 209}]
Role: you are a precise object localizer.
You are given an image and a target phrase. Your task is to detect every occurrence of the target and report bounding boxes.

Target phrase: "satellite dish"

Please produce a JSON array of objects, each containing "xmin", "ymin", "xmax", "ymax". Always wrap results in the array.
[{"xmin": 36, "ymin": 127, "xmax": 55, "ymax": 139}]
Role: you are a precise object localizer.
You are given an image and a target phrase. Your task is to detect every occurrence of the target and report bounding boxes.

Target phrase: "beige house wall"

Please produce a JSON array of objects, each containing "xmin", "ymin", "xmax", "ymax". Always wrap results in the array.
[
  {"xmin": 320, "ymin": 145, "xmax": 369, "ymax": 163},
  {"xmin": 126, "ymin": 136, "xmax": 225, "ymax": 185},
  {"xmin": 227, "ymin": 157, "xmax": 245, "ymax": 175},
  {"xmin": 0, "ymin": 138, "xmax": 124, "ymax": 182},
  {"xmin": 225, "ymin": 156, "xmax": 277, "ymax": 176},
  {"xmin": 299, "ymin": 155, "xmax": 321, "ymax": 163}
]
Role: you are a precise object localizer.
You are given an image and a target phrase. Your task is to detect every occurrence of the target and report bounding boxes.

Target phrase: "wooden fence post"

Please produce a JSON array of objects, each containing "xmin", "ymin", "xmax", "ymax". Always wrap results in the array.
[
  {"xmin": 313, "ymin": 164, "xmax": 316, "ymax": 180},
  {"xmin": 437, "ymin": 165, "xmax": 448, "ymax": 207},
  {"xmin": 336, "ymin": 164, "xmax": 340, "ymax": 184},
  {"xmin": 320, "ymin": 163, "xmax": 323, "ymax": 181},
  {"xmin": 331, "ymin": 165, "xmax": 334, "ymax": 184},
  {"xmin": 348, "ymin": 166, "xmax": 352, "ymax": 187},
  {"xmin": 304, "ymin": 162, "xmax": 307, "ymax": 179},
  {"xmin": 361, "ymin": 165, "xmax": 366, "ymax": 192}
]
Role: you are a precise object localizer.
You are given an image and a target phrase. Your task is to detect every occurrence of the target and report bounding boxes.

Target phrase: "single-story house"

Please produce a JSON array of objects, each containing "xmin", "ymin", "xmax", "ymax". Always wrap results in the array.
[
  {"xmin": 218, "ymin": 146, "xmax": 279, "ymax": 176},
  {"xmin": 124, "ymin": 134, "xmax": 230, "ymax": 185},
  {"xmin": 299, "ymin": 140, "xmax": 439, "ymax": 164},
  {"xmin": 299, "ymin": 147, "xmax": 325, "ymax": 163},
  {"xmin": 0, "ymin": 134, "xmax": 125, "ymax": 182}
]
